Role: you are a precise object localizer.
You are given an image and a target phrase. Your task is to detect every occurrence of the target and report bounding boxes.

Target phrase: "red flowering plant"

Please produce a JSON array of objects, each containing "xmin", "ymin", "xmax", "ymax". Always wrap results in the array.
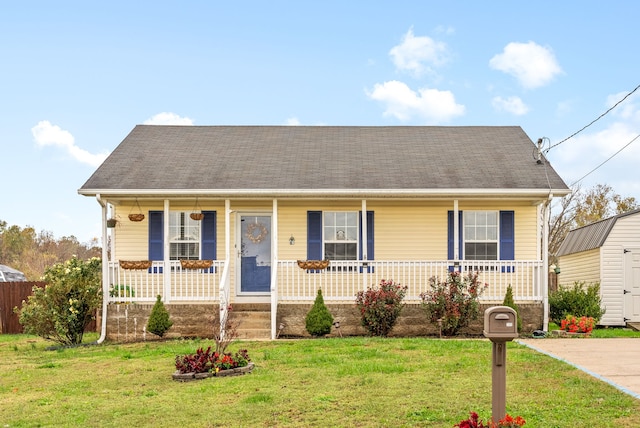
[
  {"xmin": 560, "ymin": 315, "xmax": 596, "ymax": 334},
  {"xmin": 455, "ymin": 412, "xmax": 525, "ymax": 428},
  {"xmin": 420, "ymin": 271, "xmax": 488, "ymax": 336},
  {"xmin": 175, "ymin": 346, "xmax": 251, "ymax": 374},
  {"xmin": 355, "ymin": 279, "xmax": 408, "ymax": 336}
]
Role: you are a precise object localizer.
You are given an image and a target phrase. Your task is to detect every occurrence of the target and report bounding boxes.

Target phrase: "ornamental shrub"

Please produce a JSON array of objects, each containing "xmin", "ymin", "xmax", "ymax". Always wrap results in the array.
[
  {"xmin": 305, "ymin": 289, "xmax": 334, "ymax": 336},
  {"xmin": 175, "ymin": 346, "xmax": 251, "ymax": 374},
  {"xmin": 420, "ymin": 271, "xmax": 487, "ymax": 336},
  {"xmin": 147, "ymin": 294, "xmax": 173, "ymax": 338},
  {"xmin": 355, "ymin": 279, "xmax": 407, "ymax": 337},
  {"xmin": 502, "ymin": 284, "xmax": 522, "ymax": 332},
  {"xmin": 549, "ymin": 281, "xmax": 605, "ymax": 324},
  {"xmin": 16, "ymin": 256, "xmax": 102, "ymax": 346}
]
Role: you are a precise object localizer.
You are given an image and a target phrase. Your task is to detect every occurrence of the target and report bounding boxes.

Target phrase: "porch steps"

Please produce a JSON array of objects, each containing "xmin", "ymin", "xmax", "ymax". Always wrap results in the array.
[
  {"xmin": 627, "ymin": 322, "xmax": 640, "ymax": 332},
  {"xmin": 231, "ymin": 304, "xmax": 272, "ymax": 340}
]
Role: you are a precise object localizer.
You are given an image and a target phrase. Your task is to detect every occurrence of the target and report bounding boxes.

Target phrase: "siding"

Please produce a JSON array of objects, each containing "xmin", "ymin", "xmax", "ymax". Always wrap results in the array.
[
  {"xmin": 600, "ymin": 213, "xmax": 640, "ymax": 325},
  {"xmin": 557, "ymin": 249, "xmax": 600, "ymax": 286}
]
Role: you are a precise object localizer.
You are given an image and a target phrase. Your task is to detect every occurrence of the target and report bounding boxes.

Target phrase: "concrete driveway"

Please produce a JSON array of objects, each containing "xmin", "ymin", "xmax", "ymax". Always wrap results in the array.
[{"xmin": 517, "ymin": 338, "xmax": 640, "ymax": 400}]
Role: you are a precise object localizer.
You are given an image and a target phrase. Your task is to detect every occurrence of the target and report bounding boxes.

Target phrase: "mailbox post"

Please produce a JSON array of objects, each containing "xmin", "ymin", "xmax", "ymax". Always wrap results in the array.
[{"xmin": 483, "ymin": 306, "xmax": 518, "ymax": 422}]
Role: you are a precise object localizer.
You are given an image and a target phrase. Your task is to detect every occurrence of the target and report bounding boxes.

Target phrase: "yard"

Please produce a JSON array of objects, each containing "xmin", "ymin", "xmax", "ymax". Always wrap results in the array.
[{"xmin": 1, "ymin": 334, "xmax": 639, "ymax": 427}]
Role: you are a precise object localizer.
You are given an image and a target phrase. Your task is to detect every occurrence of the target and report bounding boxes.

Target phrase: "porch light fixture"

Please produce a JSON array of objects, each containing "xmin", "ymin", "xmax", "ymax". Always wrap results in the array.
[{"xmin": 289, "ymin": 235, "xmax": 295, "ymax": 245}]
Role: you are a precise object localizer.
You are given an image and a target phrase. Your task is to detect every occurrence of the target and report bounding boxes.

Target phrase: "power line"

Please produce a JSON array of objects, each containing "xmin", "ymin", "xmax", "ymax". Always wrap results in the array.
[
  {"xmin": 570, "ymin": 133, "xmax": 640, "ymax": 186},
  {"xmin": 547, "ymin": 83, "xmax": 640, "ymax": 152}
]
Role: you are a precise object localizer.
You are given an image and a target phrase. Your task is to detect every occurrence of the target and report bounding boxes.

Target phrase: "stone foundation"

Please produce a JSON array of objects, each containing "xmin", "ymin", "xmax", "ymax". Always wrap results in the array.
[{"xmin": 105, "ymin": 301, "xmax": 543, "ymax": 342}]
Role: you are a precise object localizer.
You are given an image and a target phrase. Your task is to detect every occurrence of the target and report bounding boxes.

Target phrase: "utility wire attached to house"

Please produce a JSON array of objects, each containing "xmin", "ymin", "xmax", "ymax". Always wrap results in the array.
[{"xmin": 545, "ymin": 83, "xmax": 640, "ymax": 152}]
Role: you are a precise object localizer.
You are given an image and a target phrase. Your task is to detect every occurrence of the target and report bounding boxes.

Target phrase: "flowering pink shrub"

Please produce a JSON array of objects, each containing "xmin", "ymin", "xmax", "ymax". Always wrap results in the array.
[
  {"xmin": 355, "ymin": 279, "xmax": 407, "ymax": 336},
  {"xmin": 560, "ymin": 315, "xmax": 596, "ymax": 334},
  {"xmin": 455, "ymin": 412, "xmax": 525, "ymax": 427}
]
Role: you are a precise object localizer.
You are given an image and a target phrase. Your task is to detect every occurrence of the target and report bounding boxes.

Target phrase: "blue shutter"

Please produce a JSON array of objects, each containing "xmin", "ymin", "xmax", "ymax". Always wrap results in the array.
[
  {"xmin": 307, "ymin": 211, "xmax": 322, "ymax": 260},
  {"xmin": 201, "ymin": 211, "xmax": 217, "ymax": 273},
  {"xmin": 500, "ymin": 211, "xmax": 515, "ymax": 272},
  {"xmin": 148, "ymin": 211, "xmax": 163, "ymax": 273},
  {"xmin": 499, "ymin": 211, "xmax": 514, "ymax": 260},
  {"xmin": 447, "ymin": 210, "xmax": 463, "ymax": 260},
  {"xmin": 359, "ymin": 211, "xmax": 374, "ymax": 273}
]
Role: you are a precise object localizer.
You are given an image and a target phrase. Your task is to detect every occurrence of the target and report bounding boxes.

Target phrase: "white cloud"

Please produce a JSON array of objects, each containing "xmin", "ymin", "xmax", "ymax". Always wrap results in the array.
[
  {"xmin": 550, "ymin": 94, "xmax": 640, "ymax": 195},
  {"xmin": 285, "ymin": 117, "xmax": 301, "ymax": 126},
  {"xmin": 143, "ymin": 112, "xmax": 194, "ymax": 125},
  {"xmin": 367, "ymin": 80, "xmax": 465, "ymax": 124},
  {"xmin": 31, "ymin": 121, "xmax": 108, "ymax": 167},
  {"xmin": 489, "ymin": 41, "xmax": 563, "ymax": 89},
  {"xmin": 389, "ymin": 27, "xmax": 450, "ymax": 76},
  {"xmin": 492, "ymin": 96, "xmax": 529, "ymax": 115}
]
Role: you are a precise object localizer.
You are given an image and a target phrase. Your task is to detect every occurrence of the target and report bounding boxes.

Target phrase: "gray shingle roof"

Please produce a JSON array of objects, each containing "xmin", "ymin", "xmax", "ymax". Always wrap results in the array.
[
  {"xmin": 79, "ymin": 125, "xmax": 569, "ymax": 197},
  {"xmin": 556, "ymin": 208, "xmax": 640, "ymax": 256}
]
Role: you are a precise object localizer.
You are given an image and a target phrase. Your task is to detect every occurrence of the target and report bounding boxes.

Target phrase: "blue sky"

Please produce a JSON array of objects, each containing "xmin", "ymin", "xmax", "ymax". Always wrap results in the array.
[{"xmin": 2, "ymin": 1, "xmax": 639, "ymax": 245}]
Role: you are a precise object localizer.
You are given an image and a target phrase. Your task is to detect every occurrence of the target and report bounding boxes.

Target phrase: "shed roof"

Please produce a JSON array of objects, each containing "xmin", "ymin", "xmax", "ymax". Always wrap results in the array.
[
  {"xmin": 556, "ymin": 208, "xmax": 640, "ymax": 256},
  {"xmin": 79, "ymin": 125, "xmax": 569, "ymax": 198}
]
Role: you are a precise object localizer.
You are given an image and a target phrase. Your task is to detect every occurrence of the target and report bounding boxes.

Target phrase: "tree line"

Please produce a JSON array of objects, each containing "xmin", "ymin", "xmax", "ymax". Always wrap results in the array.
[{"xmin": 0, "ymin": 220, "xmax": 100, "ymax": 280}]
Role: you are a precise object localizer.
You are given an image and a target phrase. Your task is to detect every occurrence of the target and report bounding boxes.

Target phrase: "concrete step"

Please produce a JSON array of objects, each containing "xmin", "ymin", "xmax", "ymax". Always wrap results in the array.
[{"xmin": 231, "ymin": 307, "xmax": 271, "ymax": 339}]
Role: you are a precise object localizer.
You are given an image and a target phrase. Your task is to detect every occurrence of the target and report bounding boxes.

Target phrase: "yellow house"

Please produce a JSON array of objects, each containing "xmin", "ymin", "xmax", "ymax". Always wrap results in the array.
[{"xmin": 79, "ymin": 125, "xmax": 569, "ymax": 340}]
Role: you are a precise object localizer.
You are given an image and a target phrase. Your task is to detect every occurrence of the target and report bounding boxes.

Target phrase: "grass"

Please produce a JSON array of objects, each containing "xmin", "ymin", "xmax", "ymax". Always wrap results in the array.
[{"xmin": 1, "ymin": 333, "xmax": 639, "ymax": 427}]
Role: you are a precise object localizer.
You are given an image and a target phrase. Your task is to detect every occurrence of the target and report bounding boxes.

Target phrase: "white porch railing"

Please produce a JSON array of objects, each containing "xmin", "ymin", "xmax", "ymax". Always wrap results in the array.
[
  {"xmin": 276, "ymin": 260, "xmax": 544, "ymax": 303},
  {"xmin": 106, "ymin": 260, "xmax": 225, "ymax": 303},
  {"xmin": 106, "ymin": 259, "xmax": 543, "ymax": 304}
]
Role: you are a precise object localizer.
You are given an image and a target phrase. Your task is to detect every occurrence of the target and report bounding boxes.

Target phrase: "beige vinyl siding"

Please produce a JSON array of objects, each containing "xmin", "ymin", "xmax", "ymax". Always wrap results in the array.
[
  {"xmin": 599, "ymin": 214, "xmax": 640, "ymax": 325},
  {"xmin": 112, "ymin": 201, "xmax": 227, "ymax": 261},
  {"xmin": 557, "ymin": 249, "xmax": 601, "ymax": 286},
  {"xmin": 277, "ymin": 200, "xmax": 540, "ymax": 262}
]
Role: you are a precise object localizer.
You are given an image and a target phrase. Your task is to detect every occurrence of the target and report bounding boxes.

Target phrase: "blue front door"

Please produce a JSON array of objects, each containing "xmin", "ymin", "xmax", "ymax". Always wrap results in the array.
[{"xmin": 239, "ymin": 215, "xmax": 271, "ymax": 293}]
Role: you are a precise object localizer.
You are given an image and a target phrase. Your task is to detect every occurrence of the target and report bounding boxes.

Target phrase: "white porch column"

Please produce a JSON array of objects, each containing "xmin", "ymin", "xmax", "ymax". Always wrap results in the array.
[
  {"xmin": 542, "ymin": 194, "xmax": 552, "ymax": 332},
  {"xmin": 271, "ymin": 199, "xmax": 278, "ymax": 339},
  {"xmin": 361, "ymin": 200, "xmax": 367, "ymax": 260},
  {"xmin": 453, "ymin": 199, "xmax": 459, "ymax": 261},
  {"xmin": 97, "ymin": 194, "xmax": 108, "ymax": 344},
  {"xmin": 163, "ymin": 199, "xmax": 171, "ymax": 303},
  {"xmin": 220, "ymin": 199, "xmax": 231, "ymax": 340}
]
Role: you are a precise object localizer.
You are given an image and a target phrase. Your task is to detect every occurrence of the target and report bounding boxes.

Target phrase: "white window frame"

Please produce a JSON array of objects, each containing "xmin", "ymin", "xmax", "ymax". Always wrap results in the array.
[
  {"xmin": 323, "ymin": 211, "xmax": 359, "ymax": 261},
  {"xmin": 463, "ymin": 210, "xmax": 499, "ymax": 260},
  {"xmin": 168, "ymin": 211, "xmax": 202, "ymax": 260}
]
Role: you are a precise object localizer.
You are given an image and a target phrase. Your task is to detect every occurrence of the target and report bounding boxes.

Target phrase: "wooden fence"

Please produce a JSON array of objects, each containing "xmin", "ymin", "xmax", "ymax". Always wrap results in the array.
[
  {"xmin": 0, "ymin": 282, "xmax": 97, "ymax": 334},
  {"xmin": 0, "ymin": 282, "xmax": 45, "ymax": 334}
]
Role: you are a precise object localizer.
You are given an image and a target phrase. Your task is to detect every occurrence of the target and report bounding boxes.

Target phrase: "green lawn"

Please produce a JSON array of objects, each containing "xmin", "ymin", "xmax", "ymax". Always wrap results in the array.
[{"xmin": 1, "ymin": 334, "xmax": 638, "ymax": 427}]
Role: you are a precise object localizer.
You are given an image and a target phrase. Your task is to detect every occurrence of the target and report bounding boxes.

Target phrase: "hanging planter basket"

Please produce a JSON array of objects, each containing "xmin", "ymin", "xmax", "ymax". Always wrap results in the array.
[
  {"xmin": 128, "ymin": 199, "xmax": 145, "ymax": 222},
  {"xmin": 119, "ymin": 260, "xmax": 152, "ymax": 270},
  {"xmin": 297, "ymin": 259, "xmax": 330, "ymax": 270},
  {"xmin": 180, "ymin": 259, "xmax": 213, "ymax": 269},
  {"xmin": 190, "ymin": 197, "xmax": 204, "ymax": 221}
]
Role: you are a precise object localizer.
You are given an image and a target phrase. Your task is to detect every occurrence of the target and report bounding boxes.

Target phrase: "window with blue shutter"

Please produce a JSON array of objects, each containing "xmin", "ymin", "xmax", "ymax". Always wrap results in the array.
[{"xmin": 306, "ymin": 210, "xmax": 374, "ymax": 272}]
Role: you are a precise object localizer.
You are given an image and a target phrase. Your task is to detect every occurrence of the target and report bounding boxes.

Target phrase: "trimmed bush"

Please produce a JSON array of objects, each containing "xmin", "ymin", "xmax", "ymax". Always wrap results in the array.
[
  {"xmin": 420, "ymin": 271, "xmax": 487, "ymax": 336},
  {"xmin": 502, "ymin": 284, "xmax": 522, "ymax": 332},
  {"xmin": 549, "ymin": 281, "xmax": 605, "ymax": 324},
  {"xmin": 355, "ymin": 279, "xmax": 407, "ymax": 337},
  {"xmin": 147, "ymin": 295, "xmax": 173, "ymax": 337},
  {"xmin": 305, "ymin": 289, "xmax": 334, "ymax": 337}
]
